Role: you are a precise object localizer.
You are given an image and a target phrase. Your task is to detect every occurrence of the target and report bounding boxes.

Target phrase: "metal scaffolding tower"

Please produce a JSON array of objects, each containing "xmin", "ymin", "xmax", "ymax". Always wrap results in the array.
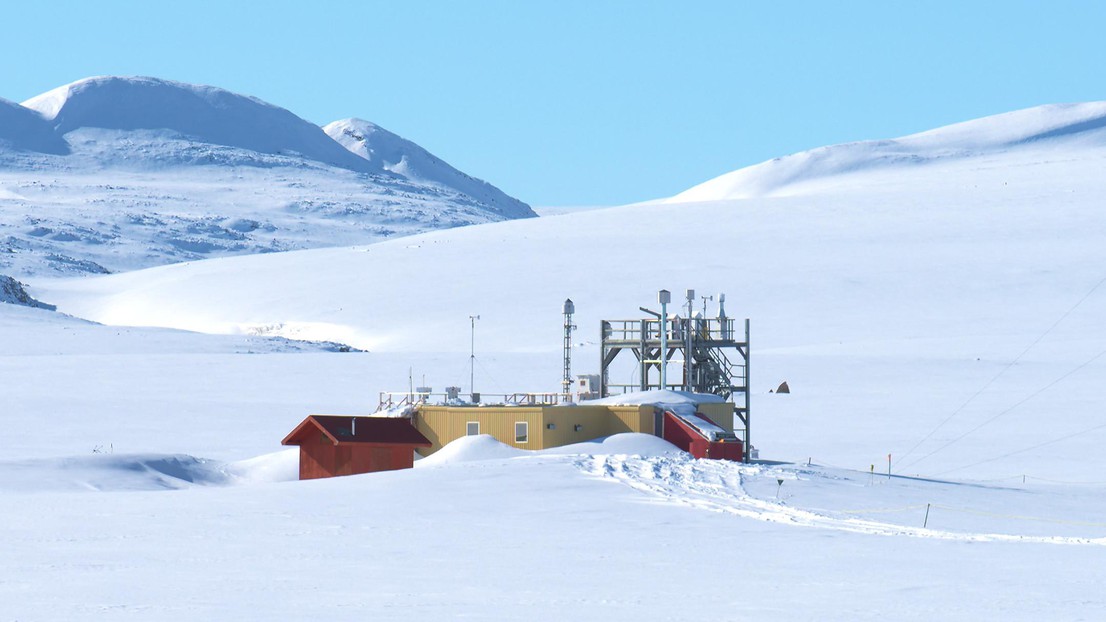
[{"xmin": 598, "ymin": 290, "xmax": 752, "ymax": 459}]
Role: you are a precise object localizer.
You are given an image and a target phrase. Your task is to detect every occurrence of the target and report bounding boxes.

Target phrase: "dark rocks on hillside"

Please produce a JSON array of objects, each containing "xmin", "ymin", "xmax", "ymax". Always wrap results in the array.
[{"xmin": 0, "ymin": 275, "xmax": 56, "ymax": 310}]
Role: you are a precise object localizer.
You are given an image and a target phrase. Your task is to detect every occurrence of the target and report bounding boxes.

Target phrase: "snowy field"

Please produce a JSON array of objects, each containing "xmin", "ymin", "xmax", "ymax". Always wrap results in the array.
[{"xmin": 4, "ymin": 103, "xmax": 1106, "ymax": 619}]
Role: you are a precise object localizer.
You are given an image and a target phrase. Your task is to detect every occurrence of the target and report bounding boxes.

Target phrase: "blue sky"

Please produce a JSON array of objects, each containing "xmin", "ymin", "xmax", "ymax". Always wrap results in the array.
[{"xmin": 5, "ymin": 1, "xmax": 1106, "ymax": 206}]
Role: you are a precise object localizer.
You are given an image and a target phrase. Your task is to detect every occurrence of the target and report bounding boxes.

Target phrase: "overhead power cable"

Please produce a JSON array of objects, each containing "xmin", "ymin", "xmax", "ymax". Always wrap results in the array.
[
  {"xmin": 905, "ymin": 344, "xmax": 1106, "ymax": 473},
  {"xmin": 930, "ymin": 418, "xmax": 1106, "ymax": 478},
  {"xmin": 895, "ymin": 272, "xmax": 1106, "ymax": 472}
]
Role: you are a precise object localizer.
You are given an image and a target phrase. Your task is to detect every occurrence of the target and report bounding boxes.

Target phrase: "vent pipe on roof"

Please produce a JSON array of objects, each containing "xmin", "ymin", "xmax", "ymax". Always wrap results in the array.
[
  {"xmin": 352, "ymin": 417, "xmax": 356, "ymax": 436},
  {"xmin": 718, "ymin": 293, "xmax": 730, "ymax": 340}
]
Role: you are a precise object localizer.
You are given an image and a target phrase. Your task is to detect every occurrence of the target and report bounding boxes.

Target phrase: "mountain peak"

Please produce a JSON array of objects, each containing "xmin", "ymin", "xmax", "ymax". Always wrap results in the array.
[{"xmin": 21, "ymin": 76, "xmax": 373, "ymax": 171}]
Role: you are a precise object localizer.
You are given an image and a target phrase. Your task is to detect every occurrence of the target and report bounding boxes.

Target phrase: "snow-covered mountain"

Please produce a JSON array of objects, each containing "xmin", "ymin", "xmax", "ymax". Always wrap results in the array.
[
  {"xmin": 21, "ymin": 76, "xmax": 378, "ymax": 171},
  {"xmin": 0, "ymin": 76, "xmax": 534, "ymax": 277},
  {"xmin": 670, "ymin": 102, "xmax": 1106, "ymax": 201}
]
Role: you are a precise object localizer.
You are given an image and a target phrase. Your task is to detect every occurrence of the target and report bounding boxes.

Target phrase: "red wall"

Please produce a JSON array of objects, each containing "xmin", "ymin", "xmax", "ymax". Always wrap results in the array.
[
  {"xmin": 298, "ymin": 432, "xmax": 416, "ymax": 480},
  {"xmin": 662, "ymin": 411, "xmax": 743, "ymax": 462}
]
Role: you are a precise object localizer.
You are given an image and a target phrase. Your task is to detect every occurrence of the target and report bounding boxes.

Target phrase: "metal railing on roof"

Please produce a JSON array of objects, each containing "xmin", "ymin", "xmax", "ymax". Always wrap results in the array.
[
  {"xmin": 602, "ymin": 317, "xmax": 739, "ymax": 344},
  {"xmin": 376, "ymin": 391, "xmax": 570, "ymax": 412}
]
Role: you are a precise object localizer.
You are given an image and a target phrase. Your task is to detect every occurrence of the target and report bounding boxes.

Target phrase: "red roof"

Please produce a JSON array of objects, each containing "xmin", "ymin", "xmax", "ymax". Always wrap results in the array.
[{"xmin": 282, "ymin": 415, "xmax": 431, "ymax": 447}]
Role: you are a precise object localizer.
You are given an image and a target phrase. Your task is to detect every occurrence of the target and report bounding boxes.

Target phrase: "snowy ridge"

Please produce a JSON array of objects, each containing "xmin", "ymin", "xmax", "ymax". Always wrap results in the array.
[
  {"xmin": 671, "ymin": 101, "xmax": 1106, "ymax": 201},
  {"xmin": 0, "ymin": 97, "xmax": 68, "ymax": 154},
  {"xmin": 325, "ymin": 118, "xmax": 533, "ymax": 219}
]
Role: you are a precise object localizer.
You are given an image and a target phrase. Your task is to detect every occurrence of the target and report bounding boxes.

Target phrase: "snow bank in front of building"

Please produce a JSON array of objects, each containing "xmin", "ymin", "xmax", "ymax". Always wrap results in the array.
[
  {"xmin": 541, "ymin": 433, "xmax": 684, "ymax": 457},
  {"xmin": 416, "ymin": 434, "xmax": 528, "ymax": 467},
  {"xmin": 420, "ymin": 432, "xmax": 687, "ymax": 468},
  {"xmin": 223, "ymin": 449, "xmax": 299, "ymax": 484}
]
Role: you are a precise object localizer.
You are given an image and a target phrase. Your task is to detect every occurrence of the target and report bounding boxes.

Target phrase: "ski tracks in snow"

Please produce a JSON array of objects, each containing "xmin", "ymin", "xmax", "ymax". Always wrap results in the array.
[{"xmin": 575, "ymin": 454, "xmax": 1106, "ymax": 546}]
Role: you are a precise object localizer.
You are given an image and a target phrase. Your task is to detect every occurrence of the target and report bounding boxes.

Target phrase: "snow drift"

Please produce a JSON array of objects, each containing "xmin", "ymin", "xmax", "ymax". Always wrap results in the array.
[{"xmin": 0, "ymin": 450, "xmax": 298, "ymax": 493}]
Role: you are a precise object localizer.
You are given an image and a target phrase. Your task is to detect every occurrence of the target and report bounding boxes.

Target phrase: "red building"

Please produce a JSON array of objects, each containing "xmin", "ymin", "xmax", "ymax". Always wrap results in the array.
[
  {"xmin": 282, "ymin": 415, "xmax": 431, "ymax": 480},
  {"xmin": 661, "ymin": 410, "xmax": 744, "ymax": 462}
]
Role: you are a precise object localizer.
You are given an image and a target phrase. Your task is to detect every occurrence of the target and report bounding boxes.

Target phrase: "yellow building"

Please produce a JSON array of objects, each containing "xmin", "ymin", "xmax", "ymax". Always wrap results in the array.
[{"xmin": 412, "ymin": 401, "xmax": 735, "ymax": 456}]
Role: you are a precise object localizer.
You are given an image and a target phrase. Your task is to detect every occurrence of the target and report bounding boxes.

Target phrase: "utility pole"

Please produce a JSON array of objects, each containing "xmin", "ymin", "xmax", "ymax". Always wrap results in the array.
[
  {"xmin": 562, "ymin": 299, "xmax": 576, "ymax": 400},
  {"xmin": 685, "ymin": 289, "xmax": 695, "ymax": 392},
  {"xmin": 469, "ymin": 314, "xmax": 480, "ymax": 397},
  {"xmin": 659, "ymin": 289, "xmax": 670, "ymax": 390}
]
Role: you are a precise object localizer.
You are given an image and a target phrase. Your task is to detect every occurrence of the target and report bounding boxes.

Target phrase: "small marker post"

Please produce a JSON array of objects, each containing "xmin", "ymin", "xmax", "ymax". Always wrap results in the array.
[
  {"xmin": 887, "ymin": 453, "xmax": 892, "ymax": 480},
  {"xmin": 776, "ymin": 478, "xmax": 784, "ymax": 500},
  {"xmin": 924, "ymin": 503, "xmax": 931, "ymax": 528}
]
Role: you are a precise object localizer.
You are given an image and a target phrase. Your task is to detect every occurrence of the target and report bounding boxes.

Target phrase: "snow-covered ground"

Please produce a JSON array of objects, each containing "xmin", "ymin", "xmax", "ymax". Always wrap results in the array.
[
  {"xmin": 2, "ymin": 427, "xmax": 1103, "ymax": 619},
  {"xmin": 4, "ymin": 102, "xmax": 1106, "ymax": 619}
]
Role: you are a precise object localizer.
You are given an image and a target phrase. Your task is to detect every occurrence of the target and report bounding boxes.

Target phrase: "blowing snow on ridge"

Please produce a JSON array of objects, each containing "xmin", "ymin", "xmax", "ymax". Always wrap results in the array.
[{"xmin": 0, "ymin": 76, "xmax": 534, "ymax": 277}]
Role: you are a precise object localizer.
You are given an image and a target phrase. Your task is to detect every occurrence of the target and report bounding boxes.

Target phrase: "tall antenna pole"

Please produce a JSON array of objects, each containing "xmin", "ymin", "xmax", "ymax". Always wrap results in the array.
[
  {"xmin": 659, "ymin": 289, "xmax": 670, "ymax": 390},
  {"xmin": 562, "ymin": 299, "xmax": 575, "ymax": 400},
  {"xmin": 469, "ymin": 314, "xmax": 480, "ymax": 396},
  {"xmin": 685, "ymin": 289, "xmax": 695, "ymax": 392}
]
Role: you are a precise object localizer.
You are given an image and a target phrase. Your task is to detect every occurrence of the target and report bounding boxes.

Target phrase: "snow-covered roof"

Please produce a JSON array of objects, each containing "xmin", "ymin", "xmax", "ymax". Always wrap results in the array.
[{"xmin": 580, "ymin": 389, "xmax": 726, "ymax": 407}]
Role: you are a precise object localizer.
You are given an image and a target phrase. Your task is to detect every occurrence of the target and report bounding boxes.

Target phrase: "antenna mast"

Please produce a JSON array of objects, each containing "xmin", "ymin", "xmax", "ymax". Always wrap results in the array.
[
  {"xmin": 659, "ymin": 289, "xmax": 671, "ymax": 389},
  {"xmin": 562, "ymin": 299, "xmax": 576, "ymax": 400},
  {"xmin": 469, "ymin": 315, "xmax": 480, "ymax": 397}
]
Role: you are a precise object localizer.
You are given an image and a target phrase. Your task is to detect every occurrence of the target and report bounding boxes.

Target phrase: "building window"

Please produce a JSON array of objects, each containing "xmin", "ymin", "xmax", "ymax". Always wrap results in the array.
[
  {"xmin": 466, "ymin": 422, "xmax": 479, "ymax": 436},
  {"xmin": 515, "ymin": 422, "xmax": 528, "ymax": 444}
]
